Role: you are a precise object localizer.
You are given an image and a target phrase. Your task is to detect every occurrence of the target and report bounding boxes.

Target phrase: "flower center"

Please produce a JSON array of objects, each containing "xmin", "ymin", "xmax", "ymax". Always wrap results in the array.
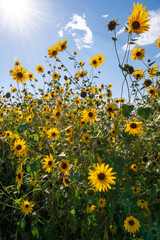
[
  {"xmin": 18, "ymin": 173, "xmax": 21, "ymax": 179},
  {"xmin": 130, "ymin": 123, "xmax": 137, "ymax": 129},
  {"xmin": 136, "ymin": 74, "xmax": 140, "ymax": 78},
  {"xmin": 52, "ymin": 51, "xmax": 57, "ymax": 56},
  {"xmin": 98, "ymin": 173, "xmax": 105, "ymax": 180},
  {"xmin": 93, "ymin": 60, "xmax": 97, "ymax": 65},
  {"xmin": 128, "ymin": 220, "xmax": 135, "ymax": 226},
  {"xmin": 17, "ymin": 72, "xmax": 23, "ymax": 78},
  {"xmin": 52, "ymin": 132, "xmax": 56, "ymax": 137},
  {"xmin": 88, "ymin": 112, "xmax": 93, "ymax": 117},
  {"xmin": 48, "ymin": 161, "xmax": 52, "ymax": 166},
  {"xmin": 132, "ymin": 21, "xmax": 140, "ymax": 29},
  {"xmin": 61, "ymin": 44, "xmax": 65, "ymax": 49},
  {"xmin": 56, "ymin": 112, "xmax": 60, "ymax": 117},
  {"xmin": 16, "ymin": 144, "xmax": 22, "ymax": 150},
  {"xmin": 61, "ymin": 162, "xmax": 67, "ymax": 169},
  {"xmin": 136, "ymin": 52, "xmax": 141, "ymax": 56},
  {"xmin": 107, "ymin": 107, "xmax": 113, "ymax": 112},
  {"xmin": 25, "ymin": 204, "xmax": 29, "ymax": 208}
]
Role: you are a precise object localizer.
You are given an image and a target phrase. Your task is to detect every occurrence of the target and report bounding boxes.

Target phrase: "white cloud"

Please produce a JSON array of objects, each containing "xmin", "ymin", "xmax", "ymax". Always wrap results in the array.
[
  {"xmin": 155, "ymin": 53, "xmax": 160, "ymax": 58},
  {"xmin": 58, "ymin": 30, "xmax": 63, "ymax": 37},
  {"xmin": 102, "ymin": 14, "xmax": 109, "ymax": 18},
  {"xmin": 117, "ymin": 27, "xmax": 125, "ymax": 35},
  {"xmin": 122, "ymin": 8, "xmax": 160, "ymax": 50},
  {"xmin": 122, "ymin": 43, "xmax": 135, "ymax": 51},
  {"xmin": 59, "ymin": 14, "xmax": 93, "ymax": 49}
]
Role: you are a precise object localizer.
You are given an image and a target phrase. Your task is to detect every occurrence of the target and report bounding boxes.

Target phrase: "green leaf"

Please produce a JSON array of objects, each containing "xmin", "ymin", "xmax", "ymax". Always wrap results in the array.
[
  {"xmin": 122, "ymin": 104, "xmax": 134, "ymax": 117},
  {"xmin": 148, "ymin": 61, "xmax": 156, "ymax": 67},
  {"xmin": 112, "ymin": 37, "xmax": 117, "ymax": 41},
  {"xmin": 32, "ymin": 226, "xmax": 39, "ymax": 239},
  {"xmin": 17, "ymin": 123, "xmax": 28, "ymax": 133},
  {"xmin": 30, "ymin": 134, "xmax": 39, "ymax": 142},
  {"xmin": 137, "ymin": 107, "xmax": 152, "ymax": 119}
]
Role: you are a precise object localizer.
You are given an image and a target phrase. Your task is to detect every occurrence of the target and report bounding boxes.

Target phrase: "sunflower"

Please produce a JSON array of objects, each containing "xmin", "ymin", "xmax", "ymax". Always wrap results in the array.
[
  {"xmin": 59, "ymin": 159, "xmax": 70, "ymax": 174},
  {"xmin": 16, "ymin": 166, "xmax": 24, "ymax": 187},
  {"xmin": 48, "ymin": 44, "xmax": 59, "ymax": 58},
  {"xmin": 74, "ymin": 97, "xmax": 81, "ymax": 105},
  {"xmin": 97, "ymin": 53, "xmax": 105, "ymax": 65},
  {"xmin": 131, "ymin": 164, "xmax": 138, "ymax": 171},
  {"xmin": 57, "ymin": 39, "xmax": 67, "ymax": 52},
  {"xmin": 147, "ymin": 87, "xmax": 158, "ymax": 97},
  {"xmin": 63, "ymin": 177, "xmax": 71, "ymax": 187},
  {"xmin": 149, "ymin": 65, "xmax": 159, "ymax": 79},
  {"xmin": 79, "ymin": 120, "xmax": 87, "ymax": 128},
  {"xmin": 14, "ymin": 60, "xmax": 20, "ymax": 66},
  {"xmin": 86, "ymin": 204, "xmax": 96, "ymax": 214},
  {"xmin": 81, "ymin": 132, "xmax": 91, "ymax": 143},
  {"xmin": 127, "ymin": 3, "xmax": 150, "ymax": 35},
  {"xmin": 52, "ymin": 109, "xmax": 61, "ymax": 121},
  {"xmin": 28, "ymin": 72, "xmax": 34, "ymax": 80},
  {"xmin": 137, "ymin": 199, "xmax": 148, "ymax": 209},
  {"xmin": 143, "ymin": 79, "xmax": 152, "ymax": 87},
  {"xmin": 107, "ymin": 19, "xmax": 119, "ymax": 31},
  {"xmin": 12, "ymin": 66, "xmax": 28, "ymax": 84},
  {"xmin": 77, "ymin": 70, "xmax": 87, "ymax": 78},
  {"xmin": 125, "ymin": 121, "xmax": 143, "ymax": 136},
  {"xmin": 20, "ymin": 200, "xmax": 34, "ymax": 215},
  {"xmin": 65, "ymin": 127, "xmax": 73, "ymax": 136},
  {"xmin": 42, "ymin": 154, "xmax": 56, "ymax": 173},
  {"xmin": 90, "ymin": 56, "xmax": 100, "ymax": 68},
  {"xmin": 52, "ymin": 72, "xmax": 60, "ymax": 80},
  {"xmin": 133, "ymin": 69, "xmax": 145, "ymax": 79},
  {"xmin": 106, "ymin": 103, "xmax": 116, "ymax": 116},
  {"xmin": 81, "ymin": 108, "xmax": 97, "ymax": 123},
  {"xmin": 155, "ymin": 38, "xmax": 160, "ymax": 47},
  {"xmin": 36, "ymin": 65, "xmax": 44, "ymax": 73},
  {"xmin": 131, "ymin": 46, "xmax": 145, "ymax": 60},
  {"xmin": 110, "ymin": 225, "xmax": 117, "ymax": 234},
  {"xmin": 88, "ymin": 163, "xmax": 116, "ymax": 192},
  {"xmin": 47, "ymin": 127, "xmax": 60, "ymax": 140},
  {"xmin": 124, "ymin": 216, "xmax": 141, "ymax": 233},
  {"xmin": 98, "ymin": 198, "xmax": 106, "ymax": 208},
  {"xmin": 13, "ymin": 139, "xmax": 27, "ymax": 157},
  {"xmin": 5, "ymin": 130, "xmax": 12, "ymax": 139}
]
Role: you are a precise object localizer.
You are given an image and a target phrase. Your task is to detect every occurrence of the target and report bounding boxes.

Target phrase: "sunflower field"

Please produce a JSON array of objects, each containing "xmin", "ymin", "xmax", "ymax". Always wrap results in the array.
[{"xmin": 0, "ymin": 3, "xmax": 160, "ymax": 240}]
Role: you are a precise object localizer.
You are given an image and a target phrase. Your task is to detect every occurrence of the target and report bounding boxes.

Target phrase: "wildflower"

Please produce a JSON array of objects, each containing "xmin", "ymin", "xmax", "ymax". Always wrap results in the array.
[
  {"xmin": 87, "ymin": 204, "xmax": 96, "ymax": 214},
  {"xmin": 36, "ymin": 65, "xmax": 44, "ymax": 73},
  {"xmin": 59, "ymin": 159, "xmax": 70, "ymax": 174},
  {"xmin": 52, "ymin": 109, "xmax": 61, "ymax": 121},
  {"xmin": 52, "ymin": 72, "xmax": 60, "ymax": 80},
  {"xmin": 127, "ymin": 3, "xmax": 150, "ymax": 35},
  {"xmin": 131, "ymin": 46, "xmax": 145, "ymax": 60},
  {"xmin": 81, "ymin": 108, "xmax": 97, "ymax": 123},
  {"xmin": 47, "ymin": 128, "xmax": 60, "ymax": 140},
  {"xmin": 11, "ymin": 66, "xmax": 28, "ymax": 84},
  {"xmin": 90, "ymin": 55, "xmax": 100, "ymax": 68},
  {"xmin": 63, "ymin": 177, "xmax": 71, "ymax": 186},
  {"xmin": 88, "ymin": 163, "xmax": 116, "ymax": 192},
  {"xmin": 97, "ymin": 53, "xmax": 105, "ymax": 65},
  {"xmin": 137, "ymin": 199, "xmax": 148, "ymax": 209},
  {"xmin": 81, "ymin": 132, "xmax": 91, "ymax": 143},
  {"xmin": 155, "ymin": 38, "xmax": 160, "ymax": 47},
  {"xmin": 98, "ymin": 198, "xmax": 106, "ymax": 208},
  {"xmin": 107, "ymin": 19, "xmax": 119, "ymax": 31},
  {"xmin": 57, "ymin": 39, "xmax": 67, "ymax": 52},
  {"xmin": 125, "ymin": 121, "xmax": 143, "ymax": 136},
  {"xmin": 131, "ymin": 164, "xmax": 138, "ymax": 171},
  {"xmin": 149, "ymin": 65, "xmax": 159, "ymax": 79},
  {"xmin": 14, "ymin": 60, "xmax": 20, "ymax": 66},
  {"xmin": 133, "ymin": 69, "xmax": 145, "ymax": 79},
  {"xmin": 28, "ymin": 72, "xmax": 34, "ymax": 80},
  {"xmin": 143, "ymin": 79, "xmax": 152, "ymax": 87},
  {"xmin": 16, "ymin": 166, "xmax": 24, "ymax": 187},
  {"xmin": 147, "ymin": 87, "xmax": 158, "ymax": 97},
  {"xmin": 20, "ymin": 200, "xmax": 34, "ymax": 215},
  {"xmin": 42, "ymin": 154, "xmax": 56, "ymax": 173},
  {"xmin": 48, "ymin": 44, "xmax": 59, "ymax": 58},
  {"xmin": 124, "ymin": 216, "xmax": 141, "ymax": 233},
  {"xmin": 13, "ymin": 139, "xmax": 27, "ymax": 157}
]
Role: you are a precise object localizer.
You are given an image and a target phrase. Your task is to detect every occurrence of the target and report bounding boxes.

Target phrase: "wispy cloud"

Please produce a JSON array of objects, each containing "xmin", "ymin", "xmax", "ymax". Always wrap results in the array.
[
  {"xmin": 102, "ymin": 14, "xmax": 109, "ymax": 18},
  {"xmin": 117, "ymin": 27, "xmax": 125, "ymax": 35},
  {"xmin": 58, "ymin": 14, "xmax": 93, "ymax": 49},
  {"xmin": 122, "ymin": 8, "xmax": 160, "ymax": 50},
  {"xmin": 155, "ymin": 52, "xmax": 160, "ymax": 58}
]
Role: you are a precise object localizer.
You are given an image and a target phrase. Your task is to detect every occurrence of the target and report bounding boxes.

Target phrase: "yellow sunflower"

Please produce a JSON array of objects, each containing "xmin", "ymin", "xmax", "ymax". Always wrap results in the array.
[
  {"xmin": 155, "ymin": 38, "xmax": 160, "ymax": 47},
  {"xmin": 86, "ymin": 204, "xmax": 96, "ymax": 214},
  {"xmin": 48, "ymin": 44, "xmax": 59, "ymax": 58},
  {"xmin": 81, "ymin": 132, "xmax": 91, "ymax": 143},
  {"xmin": 65, "ymin": 127, "xmax": 73, "ymax": 136},
  {"xmin": 98, "ymin": 198, "xmax": 106, "ymax": 208},
  {"xmin": 125, "ymin": 121, "xmax": 143, "ymax": 136},
  {"xmin": 147, "ymin": 87, "xmax": 158, "ymax": 97},
  {"xmin": 36, "ymin": 65, "xmax": 44, "ymax": 73},
  {"xmin": 52, "ymin": 72, "xmax": 60, "ymax": 80},
  {"xmin": 131, "ymin": 186, "xmax": 140, "ymax": 194},
  {"xmin": 124, "ymin": 216, "xmax": 141, "ymax": 233},
  {"xmin": 90, "ymin": 55, "xmax": 100, "ymax": 68},
  {"xmin": 12, "ymin": 66, "xmax": 28, "ymax": 84},
  {"xmin": 127, "ymin": 3, "xmax": 150, "ymax": 35},
  {"xmin": 63, "ymin": 177, "xmax": 71, "ymax": 187},
  {"xmin": 131, "ymin": 164, "xmax": 138, "ymax": 171},
  {"xmin": 42, "ymin": 154, "xmax": 56, "ymax": 173},
  {"xmin": 88, "ymin": 163, "xmax": 116, "ymax": 192},
  {"xmin": 133, "ymin": 69, "xmax": 145, "ymax": 79},
  {"xmin": 59, "ymin": 159, "xmax": 70, "ymax": 174},
  {"xmin": 97, "ymin": 53, "xmax": 105, "ymax": 65},
  {"xmin": 131, "ymin": 46, "xmax": 145, "ymax": 60},
  {"xmin": 47, "ymin": 128, "xmax": 60, "ymax": 140},
  {"xmin": 13, "ymin": 139, "xmax": 27, "ymax": 157},
  {"xmin": 137, "ymin": 199, "xmax": 148, "ymax": 209},
  {"xmin": 77, "ymin": 70, "xmax": 87, "ymax": 78},
  {"xmin": 5, "ymin": 130, "xmax": 12, "ymax": 139},
  {"xmin": 81, "ymin": 108, "xmax": 97, "ymax": 123},
  {"xmin": 149, "ymin": 65, "xmax": 159, "ymax": 79},
  {"xmin": 14, "ymin": 60, "xmax": 20, "ymax": 66},
  {"xmin": 52, "ymin": 109, "xmax": 61, "ymax": 121},
  {"xmin": 28, "ymin": 72, "xmax": 34, "ymax": 80},
  {"xmin": 20, "ymin": 200, "xmax": 34, "ymax": 215},
  {"xmin": 16, "ymin": 166, "xmax": 24, "ymax": 187},
  {"xmin": 57, "ymin": 39, "xmax": 67, "ymax": 52}
]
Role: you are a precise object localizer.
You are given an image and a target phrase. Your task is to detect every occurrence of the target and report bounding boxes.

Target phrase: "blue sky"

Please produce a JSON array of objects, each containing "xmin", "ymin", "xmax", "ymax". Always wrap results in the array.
[{"xmin": 0, "ymin": 0, "xmax": 160, "ymax": 99}]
